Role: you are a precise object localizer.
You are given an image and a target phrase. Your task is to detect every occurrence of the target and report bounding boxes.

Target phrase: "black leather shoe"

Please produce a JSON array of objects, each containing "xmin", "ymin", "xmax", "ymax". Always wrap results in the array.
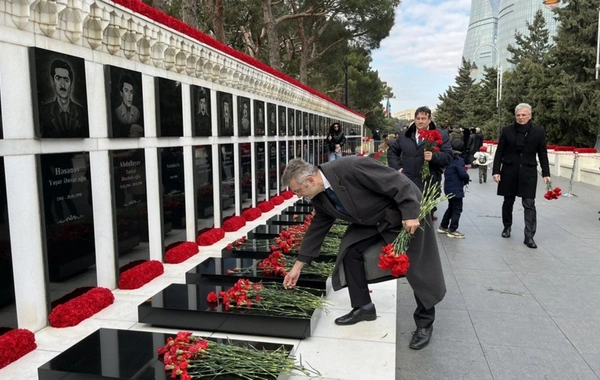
[
  {"xmin": 334, "ymin": 303, "xmax": 376, "ymax": 326},
  {"xmin": 501, "ymin": 227, "xmax": 511, "ymax": 238},
  {"xmin": 409, "ymin": 326, "xmax": 433, "ymax": 350},
  {"xmin": 524, "ymin": 238, "xmax": 537, "ymax": 249}
]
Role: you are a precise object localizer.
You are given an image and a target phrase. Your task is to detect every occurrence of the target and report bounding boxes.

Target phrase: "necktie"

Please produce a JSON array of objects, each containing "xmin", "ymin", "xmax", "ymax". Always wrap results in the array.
[{"xmin": 325, "ymin": 187, "xmax": 348, "ymax": 215}]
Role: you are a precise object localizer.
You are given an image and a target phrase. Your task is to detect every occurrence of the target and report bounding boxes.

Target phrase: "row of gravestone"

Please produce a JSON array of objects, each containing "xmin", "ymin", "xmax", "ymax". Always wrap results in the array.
[{"xmin": 37, "ymin": 199, "xmax": 342, "ymax": 380}]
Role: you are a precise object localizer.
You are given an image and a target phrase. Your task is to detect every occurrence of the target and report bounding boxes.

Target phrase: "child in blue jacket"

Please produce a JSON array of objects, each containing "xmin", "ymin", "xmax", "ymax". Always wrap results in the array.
[{"xmin": 438, "ymin": 140, "xmax": 470, "ymax": 238}]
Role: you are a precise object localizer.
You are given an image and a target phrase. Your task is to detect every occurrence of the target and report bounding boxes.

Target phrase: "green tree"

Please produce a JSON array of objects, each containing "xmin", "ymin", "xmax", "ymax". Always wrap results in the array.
[
  {"xmin": 435, "ymin": 58, "xmax": 477, "ymax": 128},
  {"xmin": 507, "ymin": 9, "xmax": 551, "ymax": 65}
]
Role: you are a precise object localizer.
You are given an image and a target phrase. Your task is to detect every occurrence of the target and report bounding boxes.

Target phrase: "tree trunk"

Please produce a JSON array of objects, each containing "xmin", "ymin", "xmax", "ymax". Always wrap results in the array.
[
  {"xmin": 181, "ymin": 0, "xmax": 198, "ymax": 29},
  {"xmin": 213, "ymin": 0, "xmax": 225, "ymax": 43},
  {"xmin": 263, "ymin": 0, "xmax": 281, "ymax": 68}
]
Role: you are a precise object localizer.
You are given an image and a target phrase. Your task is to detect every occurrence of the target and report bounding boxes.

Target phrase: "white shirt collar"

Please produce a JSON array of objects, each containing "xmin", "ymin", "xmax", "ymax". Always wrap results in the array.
[{"xmin": 320, "ymin": 170, "xmax": 332, "ymax": 190}]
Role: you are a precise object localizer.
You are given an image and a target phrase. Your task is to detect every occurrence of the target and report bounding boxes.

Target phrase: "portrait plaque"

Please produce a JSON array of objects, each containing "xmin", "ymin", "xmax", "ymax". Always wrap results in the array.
[
  {"xmin": 191, "ymin": 86, "xmax": 212, "ymax": 137},
  {"xmin": 295, "ymin": 110, "xmax": 302, "ymax": 136},
  {"xmin": 219, "ymin": 144, "xmax": 236, "ymax": 221},
  {"xmin": 278, "ymin": 106, "xmax": 287, "ymax": 136},
  {"xmin": 287, "ymin": 108, "xmax": 295, "ymax": 137},
  {"xmin": 40, "ymin": 153, "xmax": 95, "ymax": 282},
  {"xmin": 193, "ymin": 145, "xmax": 214, "ymax": 231},
  {"xmin": 156, "ymin": 78, "xmax": 183, "ymax": 137},
  {"xmin": 279, "ymin": 141, "xmax": 287, "ymax": 191},
  {"xmin": 267, "ymin": 142, "xmax": 277, "ymax": 197},
  {"xmin": 267, "ymin": 103, "xmax": 277, "ymax": 136},
  {"xmin": 106, "ymin": 66, "xmax": 144, "ymax": 138},
  {"xmin": 239, "ymin": 143, "xmax": 253, "ymax": 209},
  {"xmin": 255, "ymin": 142, "xmax": 266, "ymax": 203},
  {"xmin": 31, "ymin": 48, "xmax": 89, "ymax": 138},
  {"xmin": 217, "ymin": 92, "xmax": 234, "ymax": 137},
  {"xmin": 238, "ymin": 96, "xmax": 251, "ymax": 137},
  {"xmin": 254, "ymin": 100, "xmax": 265, "ymax": 136}
]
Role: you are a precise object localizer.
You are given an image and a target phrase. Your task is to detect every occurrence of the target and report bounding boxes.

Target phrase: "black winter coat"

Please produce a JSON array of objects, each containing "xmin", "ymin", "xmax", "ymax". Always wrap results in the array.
[
  {"xmin": 387, "ymin": 122, "xmax": 452, "ymax": 190},
  {"xmin": 492, "ymin": 123, "xmax": 550, "ymax": 198},
  {"xmin": 443, "ymin": 156, "xmax": 470, "ymax": 198},
  {"xmin": 325, "ymin": 131, "xmax": 346, "ymax": 152}
]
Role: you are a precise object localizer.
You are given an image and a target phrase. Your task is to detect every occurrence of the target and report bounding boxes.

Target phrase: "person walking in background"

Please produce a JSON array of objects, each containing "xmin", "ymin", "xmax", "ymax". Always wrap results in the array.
[
  {"xmin": 473, "ymin": 146, "xmax": 493, "ymax": 183},
  {"xmin": 325, "ymin": 122, "xmax": 346, "ymax": 161},
  {"xmin": 348, "ymin": 128, "xmax": 358, "ymax": 154},
  {"xmin": 492, "ymin": 103, "xmax": 551, "ymax": 249},
  {"xmin": 467, "ymin": 127, "xmax": 484, "ymax": 166},
  {"xmin": 438, "ymin": 140, "xmax": 470, "ymax": 239},
  {"xmin": 373, "ymin": 129, "xmax": 381, "ymax": 151},
  {"xmin": 281, "ymin": 157, "xmax": 446, "ymax": 350}
]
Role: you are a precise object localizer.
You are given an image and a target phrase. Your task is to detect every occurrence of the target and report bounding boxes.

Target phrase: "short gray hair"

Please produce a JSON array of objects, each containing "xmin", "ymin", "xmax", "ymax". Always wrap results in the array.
[
  {"xmin": 515, "ymin": 103, "xmax": 532, "ymax": 114},
  {"xmin": 281, "ymin": 159, "xmax": 317, "ymax": 187}
]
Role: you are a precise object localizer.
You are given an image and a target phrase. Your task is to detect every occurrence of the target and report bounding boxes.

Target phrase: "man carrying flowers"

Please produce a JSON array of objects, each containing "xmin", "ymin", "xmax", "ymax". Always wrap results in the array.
[{"xmin": 281, "ymin": 157, "xmax": 446, "ymax": 350}]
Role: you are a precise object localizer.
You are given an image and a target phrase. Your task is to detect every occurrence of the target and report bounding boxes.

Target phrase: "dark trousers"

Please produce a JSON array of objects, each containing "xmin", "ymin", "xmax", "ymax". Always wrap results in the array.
[
  {"xmin": 478, "ymin": 165, "xmax": 488, "ymax": 182},
  {"xmin": 440, "ymin": 197, "xmax": 463, "ymax": 232},
  {"xmin": 343, "ymin": 234, "xmax": 383, "ymax": 308},
  {"xmin": 502, "ymin": 196, "xmax": 536, "ymax": 238},
  {"xmin": 414, "ymin": 293, "xmax": 435, "ymax": 328}
]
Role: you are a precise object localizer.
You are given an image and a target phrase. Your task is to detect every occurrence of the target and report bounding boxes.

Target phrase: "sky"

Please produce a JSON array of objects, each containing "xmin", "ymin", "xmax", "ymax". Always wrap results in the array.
[{"xmin": 371, "ymin": 0, "xmax": 472, "ymax": 115}]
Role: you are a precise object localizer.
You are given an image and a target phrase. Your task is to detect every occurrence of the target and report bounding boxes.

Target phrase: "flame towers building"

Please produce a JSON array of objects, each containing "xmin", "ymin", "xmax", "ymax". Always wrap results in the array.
[{"xmin": 463, "ymin": 0, "xmax": 560, "ymax": 80}]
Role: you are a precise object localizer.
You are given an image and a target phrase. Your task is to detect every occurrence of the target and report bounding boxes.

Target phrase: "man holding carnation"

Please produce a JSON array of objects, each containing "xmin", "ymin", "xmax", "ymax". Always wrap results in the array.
[{"xmin": 282, "ymin": 157, "xmax": 446, "ymax": 350}]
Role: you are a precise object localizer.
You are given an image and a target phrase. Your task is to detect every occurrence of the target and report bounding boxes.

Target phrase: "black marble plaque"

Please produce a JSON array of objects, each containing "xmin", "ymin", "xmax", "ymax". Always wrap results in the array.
[
  {"xmin": 279, "ymin": 141, "xmax": 286, "ymax": 192},
  {"xmin": 247, "ymin": 224, "xmax": 284, "ymax": 239},
  {"xmin": 287, "ymin": 141, "xmax": 295, "ymax": 161},
  {"xmin": 191, "ymin": 85, "xmax": 212, "ymax": 136},
  {"xmin": 40, "ymin": 153, "xmax": 95, "ymax": 282},
  {"xmin": 160, "ymin": 147, "xmax": 185, "ymax": 249},
  {"xmin": 0, "ymin": 90, "xmax": 3, "ymax": 138},
  {"xmin": 267, "ymin": 103, "xmax": 276, "ymax": 136},
  {"xmin": 0, "ymin": 157, "xmax": 16, "ymax": 327},
  {"xmin": 238, "ymin": 96, "xmax": 251, "ymax": 136},
  {"xmin": 38, "ymin": 328, "xmax": 293, "ymax": 380},
  {"xmin": 254, "ymin": 142, "xmax": 266, "ymax": 204},
  {"xmin": 239, "ymin": 143, "xmax": 252, "ymax": 210},
  {"xmin": 278, "ymin": 106, "xmax": 286, "ymax": 136},
  {"xmin": 295, "ymin": 110, "xmax": 302, "ymax": 136},
  {"xmin": 156, "ymin": 78, "xmax": 183, "ymax": 137},
  {"xmin": 139, "ymin": 283, "xmax": 319, "ymax": 339},
  {"xmin": 219, "ymin": 144, "xmax": 236, "ymax": 221},
  {"xmin": 112, "ymin": 149, "xmax": 147, "ymax": 258},
  {"xmin": 220, "ymin": 238, "xmax": 336, "ymax": 261},
  {"xmin": 193, "ymin": 145, "xmax": 214, "ymax": 231},
  {"xmin": 254, "ymin": 100, "xmax": 265, "ymax": 136},
  {"xmin": 267, "ymin": 214, "xmax": 306, "ymax": 226},
  {"xmin": 309, "ymin": 140, "xmax": 316, "ymax": 165},
  {"xmin": 282, "ymin": 206, "xmax": 314, "ymax": 215},
  {"xmin": 287, "ymin": 108, "xmax": 295, "ymax": 136},
  {"xmin": 31, "ymin": 48, "xmax": 89, "ymax": 138},
  {"xmin": 106, "ymin": 66, "xmax": 144, "ymax": 138},
  {"xmin": 186, "ymin": 257, "xmax": 328, "ymax": 291},
  {"xmin": 267, "ymin": 142, "xmax": 277, "ymax": 197},
  {"xmin": 217, "ymin": 91, "xmax": 233, "ymax": 137},
  {"xmin": 302, "ymin": 112, "xmax": 309, "ymax": 137}
]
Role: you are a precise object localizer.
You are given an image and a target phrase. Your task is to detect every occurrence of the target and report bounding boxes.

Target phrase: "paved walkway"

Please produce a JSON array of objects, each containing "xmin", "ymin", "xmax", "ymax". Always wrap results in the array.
[{"xmin": 396, "ymin": 175, "xmax": 600, "ymax": 379}]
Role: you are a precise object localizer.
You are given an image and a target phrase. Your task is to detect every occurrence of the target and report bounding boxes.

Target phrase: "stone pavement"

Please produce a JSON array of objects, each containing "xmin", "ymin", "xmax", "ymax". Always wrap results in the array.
[{"xmin": 395, "ymin": 174, "xmax": 600, "ymax": 379}]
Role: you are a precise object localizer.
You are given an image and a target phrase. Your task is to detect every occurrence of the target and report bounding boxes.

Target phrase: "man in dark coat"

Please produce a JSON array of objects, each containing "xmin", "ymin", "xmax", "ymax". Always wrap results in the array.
[
  {"xmin": 387, "ymin": 106, "xmax": 452, "ymax": 191},
  {"xmin": 492, "ymin": 103, "xmax": 551, "ymax": 249},
  {"xmin": 282, "ymin": 157, "xmax": 446, "ymax": 350},
  {"xmin": 467, "ymin": 127, "xmax": 484, "ymax": 165}
]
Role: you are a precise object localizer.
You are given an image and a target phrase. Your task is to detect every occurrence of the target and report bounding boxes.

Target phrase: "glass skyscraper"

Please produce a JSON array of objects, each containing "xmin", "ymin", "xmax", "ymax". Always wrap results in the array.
[{"xmin": 463, "ymin": 0, "xmax": 561, "ymax": 80}]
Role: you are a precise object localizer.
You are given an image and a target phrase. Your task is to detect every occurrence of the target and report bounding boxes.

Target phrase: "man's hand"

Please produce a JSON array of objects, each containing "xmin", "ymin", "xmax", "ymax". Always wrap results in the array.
[
  {"xmin": 397, "ymin": 168, "xmax": 404, "ymax": 173},
  {"xmin": 283, "ymin": 260, "xmax": 305, "ymax": 289},
  {"xmin": 493, "ymin": 174, "xmax": 501, "ymax": 183},
  {"xmin": 402, "ymin": 219, "xmax": 420, "ymax": 234},
  {"xmin": 543, "ymin": 176, "xmax": 551, "ymax": 184},
  {"xmin": 335, "ymin": 144, "xmax": 341, "ymax": 152},
  {"xmin": 424, "ymin": 151, "xmax": 433, "ymax": 161}
]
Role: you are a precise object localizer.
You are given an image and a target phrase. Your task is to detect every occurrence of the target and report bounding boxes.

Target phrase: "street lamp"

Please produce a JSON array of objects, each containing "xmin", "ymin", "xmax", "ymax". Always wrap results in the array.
[
  {"xmin": 470, "ymin": 43, "xmax": 503, "ymax": 139},
  {"xmin": 543, "ymin": 0, "xmax": 600, "ymax": 150}
]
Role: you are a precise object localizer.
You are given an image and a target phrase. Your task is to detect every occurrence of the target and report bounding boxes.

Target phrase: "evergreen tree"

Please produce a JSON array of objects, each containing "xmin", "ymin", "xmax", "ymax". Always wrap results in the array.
[{"xmin": 507, "ymin": 9, "xmax": 551, "ymax": 65}]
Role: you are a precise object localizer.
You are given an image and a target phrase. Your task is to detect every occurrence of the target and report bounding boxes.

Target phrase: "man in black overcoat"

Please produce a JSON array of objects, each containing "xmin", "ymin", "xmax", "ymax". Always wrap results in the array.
[
  {"xmin": 282, "ymin": 157, "xmax": 446, "ymax": 350},
  {"xmin": 492, "ymin": 103, "xmax": 551, "ymax": 249}
]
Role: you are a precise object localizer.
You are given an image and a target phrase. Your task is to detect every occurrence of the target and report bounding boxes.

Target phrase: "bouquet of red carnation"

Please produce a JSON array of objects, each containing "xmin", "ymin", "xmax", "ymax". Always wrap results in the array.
[
  {"xmin": 222, "ymin": 216, "xmax": 246, "ymax": 232},
  {"xmin": 49, "ymin": 287, "xmax": 114, "ymax": 327},
  {"xmin": 543, "ymin": 181, "xmax": 562, "ymax": 200},
  {"xmin": 257, "ymin": 200, "xmax": 275, "ymax": 212},
  {"xmin": 0, "ymin": 329, "xmax": 37, "ymax": 369},
  {"xmin": 165, "ymin": 241, "xmax": 199, "ymax": 264},
  {"xmin": 281, "ymin": 190, "xmax": 295, "ymax": 200},
  {"xmin": 271, "ymin": 195, "xmax": 285, "ymax": 205},
  {"xmin": 196, "ymin": 228, "xmax": 225, "ymax": 246},
  {"xmin": 417, "ymin": 129, "xmax": 443, "ymax": 179},
  {"xmin": 373, "ymin": 151, "xmax": 383, "ymax": 160},
  {"xmin": 241, "ymin": 207, "xmax": 262, "ymax": 221},
  {"xmin": 378, "ymin": 180, "xmax": 451, "ymax": 277},
  {"xmin": 118, "ymin": 260, "xmax": 164, "ymax": 289}
]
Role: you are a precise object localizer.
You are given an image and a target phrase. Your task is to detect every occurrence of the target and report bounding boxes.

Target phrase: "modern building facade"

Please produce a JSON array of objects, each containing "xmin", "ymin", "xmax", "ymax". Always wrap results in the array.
[{"xmin": 463, "ymin": 0, "xmax": 561, "ymax": 79}]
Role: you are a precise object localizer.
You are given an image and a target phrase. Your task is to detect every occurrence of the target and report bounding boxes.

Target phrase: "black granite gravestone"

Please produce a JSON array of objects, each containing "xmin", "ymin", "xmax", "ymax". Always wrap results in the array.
[
  {"xmin": 287, "ymin": 108, "xmax": 295, "ymax": 136},
  {"xmin": 40, "ymin": 153, "xmax": 95, "ymax": 282},
  {"xmin": 267, "ymin": 103, "xmax": 276, "ymax": 136},
  {"xmin": 219, "ymin": 144, "xmax": 236, "ymax": 221},
  {"xmin": 282, "ymin": 205, "xmax": 313, "ymax": 215},
  {"xmin": 193, "ymin": 145, "xmax": 214, "ymax": 232},
  {"xmin": 0, "ymin": 157, "xmax": 16, "ymax": 327},
  {"xmin": 254, "ymin": 100, "xmax": 265, "ymax": 136},
  {"xmin": 38, "ymin": 328, "xmax": 294, "ymax": 380},
  {"xmin": 295, "ymin": 109, "xmax": 302, "ymax": 136},
  {"xmin": 112, "ymin": 149, "xmax": 147, "ymax": 258},
  {"xmin": 106, "ymin": 66, "xmax": 144, "ymax": 138},
  {"xmin": 238, "ymin": 96, "xmax": 251, "ymax": 136},
  {"xmin": 221, "ymin": 238, "xmax": 336, "ymax": 262},
  {"xmin": 267, "ymin": 214, "xmax": 306, "ymax": 226},
  {"xmin": 267, "ymin": 142, "xmax": 277, "ymax": 197},
  {"xmin": 191, "ymin": 85, "xmax": 211, "ymax": 137},
  {"xmin": 239, "ymin": 143, "xmax": 252, "ymax": 210},
  {"xmin": 160, "ymin": 147, "xmax": 185, "ymax": 252},
  {"xmin": 278, "ymin": 141, "xmax": 287, "ymax": 192},
  {"xmin": 255, "ymin": 142, "xmax": 266, "ymax": 204},
  {"xmin": 217, "ymin": 92, "xmax": 234, "ymax": 137},
  {"xmin": 156, "ymin": 78, "xmax": 183, "ymax": 137},
  {"xmin": 278, "ymin": 106, "xmax": 287, "ymax": 136},
  {"xmin": 247, "ymin": 224, "xmax": 284, "ymax": 239},
  {"xmin": 138, "ymin": 283, "xmax": 320, "ymax": 339}
]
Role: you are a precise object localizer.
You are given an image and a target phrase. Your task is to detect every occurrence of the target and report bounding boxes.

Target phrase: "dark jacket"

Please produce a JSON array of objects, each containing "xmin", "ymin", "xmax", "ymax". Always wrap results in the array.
[
  {"xmin": 325, "ymin": 131, "xmax": 346, "ymax": 152},
  {"xmin": 492, "ymin": 122, "xmax": 550, "ymax": 198},
  {"xmin": 387, "ymin": 121, "xmax": 452, "ymax": 190},
  {"xmin": 298, "ymin": 156, "xmax": 446, "ymax": 310},
  {"xmin": 443, "ymin": 155, "xmax": 470, "ymax": 198}
]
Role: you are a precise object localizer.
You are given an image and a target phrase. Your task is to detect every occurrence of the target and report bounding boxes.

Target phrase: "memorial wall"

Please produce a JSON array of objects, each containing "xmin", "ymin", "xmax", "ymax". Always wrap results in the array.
[{"xmin": 0, "ymin": 0, "xmax": 364, "ymax": 332}]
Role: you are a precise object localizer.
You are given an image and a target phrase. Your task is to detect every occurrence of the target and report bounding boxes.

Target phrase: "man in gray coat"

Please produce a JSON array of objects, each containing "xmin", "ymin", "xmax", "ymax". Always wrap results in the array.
[{"xmin": 282, "ymin": 157, "xmax": 446, "ymax": 350}]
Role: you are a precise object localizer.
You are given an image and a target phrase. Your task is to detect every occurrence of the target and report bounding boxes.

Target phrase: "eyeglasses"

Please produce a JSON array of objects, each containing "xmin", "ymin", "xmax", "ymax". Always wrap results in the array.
[{"xmin": 290, "ymin": 179, "xmax": 307, "ymax": 195}]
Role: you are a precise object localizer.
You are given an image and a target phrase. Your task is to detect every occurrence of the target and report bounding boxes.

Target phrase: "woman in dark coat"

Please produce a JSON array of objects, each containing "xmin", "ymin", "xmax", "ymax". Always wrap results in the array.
[
  {"xmin": 492, "ymin": 103, "xmax": 551, "ymax": 248},
  {"xmin": 325, "ymin": 122, "xmax": 346, "ymax": 161}
]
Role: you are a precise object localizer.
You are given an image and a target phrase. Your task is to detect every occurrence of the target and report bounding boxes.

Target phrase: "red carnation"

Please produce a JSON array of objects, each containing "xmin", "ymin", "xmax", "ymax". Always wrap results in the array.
[
  {"xmin": 241, "ymin": 207, "xmax": 262, "ymax": 221},
  {"xmin": 281, "ymin": 190, "xmax": 295, "ymax": 200},
  {"xmin": 49, "ymin": 287, "xmax": 115, "ymax": 327},
  {"xmin": 271, "ymin": 195, "xmax": 285, "ymax": 205},
  {"xmin": 165, "ymin": 241, "xmax": 199, "ymax": 264},
  {"xmin": 222, "ymin": 216, "xmax": 246, "ymax": 232},
  {"xmin": 196, "ymin": 228, "xmax": 225, "ymax": 246},
  {"xmin": 258, "ymin": 200, "xmax": 275, "ymax": 212},
  {"xmin": 0, "ymin": 329, "xmax": 37, "ymax": 369},
  {"xmin": 118, "ymin": 260, "xmax": 164, "ymax": 289}
]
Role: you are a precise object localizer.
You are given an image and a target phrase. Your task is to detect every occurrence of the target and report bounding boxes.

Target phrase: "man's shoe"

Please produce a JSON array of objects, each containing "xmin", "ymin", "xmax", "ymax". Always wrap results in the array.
[
  {"xmin": 501, "ymin": 227, "xmax": 511, "ymax": 238},
  {"xmin": 437, "ymin": 227, "xmax": 449, "ymax": 234},
  {"xmin": 409, "ymin": 326, "xmax": 433, "ymax": 350},
  {"xmin": 447, "ymin": 230, "xmax": 466, "ymax": 239},
  {"xmin": 334, "ymin": 303, "xmax": 376, "ymax": 326},
  {"xmin": 524, "ymin": 238, "xmax": 537, "ymax": 249}
]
